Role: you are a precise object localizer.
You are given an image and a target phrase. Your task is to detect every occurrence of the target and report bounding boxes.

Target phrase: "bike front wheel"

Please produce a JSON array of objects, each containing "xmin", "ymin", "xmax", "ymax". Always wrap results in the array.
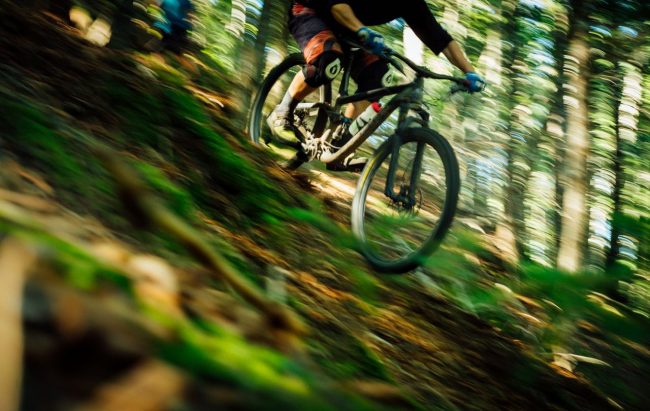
[{"xmin": 351, "ymin": 127, "xmax": 460, "ymax": 273}]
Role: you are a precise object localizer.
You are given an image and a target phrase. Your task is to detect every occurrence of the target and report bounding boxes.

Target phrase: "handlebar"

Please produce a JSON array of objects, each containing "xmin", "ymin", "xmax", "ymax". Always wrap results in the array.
[
  {"xmin": 341, "ymin": 38, "xmax": 469, "ymax": 91},
  {"xmin": 450, "ymin": 82, "xmax": 470, "ymax": 94},
  {"xmin": 386, "ymin": 48, "xmax": 467, "ymax": 84}
]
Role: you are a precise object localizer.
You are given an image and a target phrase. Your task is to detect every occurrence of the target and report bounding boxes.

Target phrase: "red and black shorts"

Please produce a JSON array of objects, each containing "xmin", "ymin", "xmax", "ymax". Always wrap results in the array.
[{"xmin": 288, "ymin": 2, "xmax": 390, "ymax": 92}]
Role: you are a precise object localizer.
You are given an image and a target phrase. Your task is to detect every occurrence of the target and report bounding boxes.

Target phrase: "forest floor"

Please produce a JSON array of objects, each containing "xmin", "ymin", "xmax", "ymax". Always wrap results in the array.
[{"xmin": 1, "ymin": 3, "xmax": 649, "ymax": 411}]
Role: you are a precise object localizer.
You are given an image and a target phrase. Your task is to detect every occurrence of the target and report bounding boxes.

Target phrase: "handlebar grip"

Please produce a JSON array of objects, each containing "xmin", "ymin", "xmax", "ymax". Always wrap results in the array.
[{"xmin": 450, "ymin": 81, "xmax": 469, "ymax": 94}]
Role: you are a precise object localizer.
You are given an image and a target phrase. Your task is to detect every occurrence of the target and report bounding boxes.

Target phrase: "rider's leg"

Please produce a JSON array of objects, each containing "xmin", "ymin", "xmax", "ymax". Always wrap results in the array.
[
  {"xmin": 269, "ymin": 72, "xmax": 316, "ymax": 143},
  {"xmin": 270, "ymin": 4, "xmax": 342, "ymax": 142},
  {"xmin": 345, "ymin": 101, "xmax": 371, "ymax": 119},
  {"xmin": 341, "ymin": 54, "xmax": 391, "ymax": 124},
  {"xmin": 327, "ymin": 56, "xmax": 391, "ymax": 171},
  {"xmin": 276, "ymin": 70, "xmax": 315, "ymax": 118},
  {"xmin": 268, "ymin": 50, "xmax": 342, "ymax": 142}
]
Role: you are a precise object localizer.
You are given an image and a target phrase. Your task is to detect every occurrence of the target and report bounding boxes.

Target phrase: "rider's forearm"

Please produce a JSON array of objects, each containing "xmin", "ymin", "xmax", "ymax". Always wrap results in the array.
[
  {"xmin": 443, "ymin": 41, "xmax": 475, "ymax": 73},
  {"xmin": 331, "ymin": 4, "xmax": 364, "ymax": 32}
]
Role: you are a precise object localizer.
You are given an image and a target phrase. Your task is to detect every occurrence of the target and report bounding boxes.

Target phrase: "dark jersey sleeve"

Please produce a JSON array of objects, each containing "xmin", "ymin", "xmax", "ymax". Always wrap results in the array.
[
  {"xmin": 403, "ymin": 1, "xmax": 453, "ymax": 55},
  {"xmin": 326, "ymin": 0, "xmax": 350, "ymax": 7}
]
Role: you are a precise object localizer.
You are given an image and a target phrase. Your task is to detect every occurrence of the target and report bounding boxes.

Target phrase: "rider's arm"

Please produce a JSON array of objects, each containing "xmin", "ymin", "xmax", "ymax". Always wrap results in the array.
[
  {"xmin": 402, "ymin": 1, "xmax": 451, "ymax": 53},
  {"xmin": 330, "ymin": 3, "xmax": 364, "ymax": 32},
  {"xmin": 403, "ymin": 1, "xmax": 474, "ymax": 73},
  {"xmin": 442, "ymin": 41, "xmax": 475, "ymax": 73}
]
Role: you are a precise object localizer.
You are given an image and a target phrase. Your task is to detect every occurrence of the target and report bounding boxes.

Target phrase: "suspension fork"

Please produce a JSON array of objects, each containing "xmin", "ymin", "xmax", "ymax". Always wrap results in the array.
[
  {"xmin": 408, "ymin": 141, "xmax": 425, "ymax": 204},
  {"xmin": 384, "ymin": 83, "xmax": 427, "ymax": 208},
  {"xmin": 384, "ymin": 136, "xmax": 424, "ymax": 208},
  {"xmin": 384, "ymin": 134, "xmax": 402, "ymax": 200}
]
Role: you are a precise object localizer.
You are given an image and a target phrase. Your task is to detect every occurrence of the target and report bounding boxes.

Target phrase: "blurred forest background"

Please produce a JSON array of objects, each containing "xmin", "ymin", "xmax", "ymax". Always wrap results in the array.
[
  {"xmin": 78, "ymin": 0, "xmax": 650, "ymax": 285},
  {"xmin": 195, "ymin": 0, "xmax": 650, "ymax": 292},
  {"xmin": 1, "ymin": 0, "xmax": 649, "ymax": 410}
]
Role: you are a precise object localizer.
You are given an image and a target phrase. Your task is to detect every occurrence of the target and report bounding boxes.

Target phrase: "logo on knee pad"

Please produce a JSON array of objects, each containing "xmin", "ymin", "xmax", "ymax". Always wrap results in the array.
[
  {"xmin": 382, "ymin": 69, "xmax": 394, "ymax": 87},
  {"xmin": 326, "ymin": 58, "xmax": 342, "ymax": 80}
]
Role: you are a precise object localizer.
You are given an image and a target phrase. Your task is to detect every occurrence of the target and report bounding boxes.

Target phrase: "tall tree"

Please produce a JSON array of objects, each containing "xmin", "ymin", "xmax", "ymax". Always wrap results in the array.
[{"xmin": 556, "ymin": 0, "xmax": 591, "ymax": 272}]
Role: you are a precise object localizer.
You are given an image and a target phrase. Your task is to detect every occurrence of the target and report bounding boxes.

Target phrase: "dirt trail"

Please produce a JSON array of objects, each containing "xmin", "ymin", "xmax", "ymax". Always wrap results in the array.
[{"xmin": 259, "ymin": 164, "xmax": 613, "ymax": 410}]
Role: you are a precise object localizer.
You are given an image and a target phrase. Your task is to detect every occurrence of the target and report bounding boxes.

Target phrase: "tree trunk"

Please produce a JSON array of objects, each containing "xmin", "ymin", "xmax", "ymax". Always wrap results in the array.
[
  {"xmin": 606, "ymin": 61, "xmax": 643, "ymax": 270},
  {"xmin": 226, "ymin": 0, "xmax": 247, "ymax": 36},
  {"xmin": 556, "ymin": 1, "xmax": 590, "ymax": 272},
  {"xmin": 605, "ymin": 98, "xmax": 623, "ymax": 270},
  {"xmin": 491, "ymin": 0, "xmax": 520, "ymax": 264},
  {"xmin": 251, "ymin": 0, "xmax": 283, "ymax": 90},
  {"xmin": 235, "ymin": 0, "xmax": 284, "ymax": 123}
]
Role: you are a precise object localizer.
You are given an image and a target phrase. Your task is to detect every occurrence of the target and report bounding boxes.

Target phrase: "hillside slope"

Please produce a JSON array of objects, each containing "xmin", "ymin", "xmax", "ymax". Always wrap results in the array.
[{"xmin": 1, "ymin": 3, "xmax": 648, "ymax": 410}]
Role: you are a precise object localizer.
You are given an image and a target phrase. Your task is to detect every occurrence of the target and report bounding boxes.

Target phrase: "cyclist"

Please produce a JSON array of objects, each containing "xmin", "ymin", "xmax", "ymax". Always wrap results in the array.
[
  {"xmin": 267, "ymin": 0, "xmax": 485, "ymax": 171},
  {"xmin": 153, "ymin": 0, "xmax": 194, "ymax": 54}
]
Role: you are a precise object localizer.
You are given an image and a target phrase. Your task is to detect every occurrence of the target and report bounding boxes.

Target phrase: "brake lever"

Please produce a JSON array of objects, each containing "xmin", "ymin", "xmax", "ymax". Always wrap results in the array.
[{"xmin": 377, "ymin": 48, "xmax": 406, "ymax": 75}]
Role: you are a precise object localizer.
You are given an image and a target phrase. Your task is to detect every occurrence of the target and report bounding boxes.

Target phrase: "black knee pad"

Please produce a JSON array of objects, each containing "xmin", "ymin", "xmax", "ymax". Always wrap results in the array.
[
  {"xmin": 355, "ymin": 60, "xmax": 392, "ymax": 92},
  {"xmin": 303, "ymin": 51, "xmax": 342, "ymax": 87}
]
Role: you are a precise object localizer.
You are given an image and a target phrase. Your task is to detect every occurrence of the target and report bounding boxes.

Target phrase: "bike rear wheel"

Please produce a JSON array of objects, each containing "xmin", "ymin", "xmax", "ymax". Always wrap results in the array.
[
  {"xmin": 352, "ymin": 127, "xmax": 460, "ymax": 273},
  {"xmin": 248, "ymin": 53, "xmax": 332, "ymax": 168}
]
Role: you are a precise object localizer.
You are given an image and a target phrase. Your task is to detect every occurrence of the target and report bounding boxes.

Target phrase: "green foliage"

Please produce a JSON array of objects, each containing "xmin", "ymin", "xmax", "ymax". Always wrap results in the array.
[
  {"xmin": 103, "ymin": 74, "xmax": 172, "ymax": 149},
  {"xmin": 0, "ymin": 98, "xmax": 84, "ymax": 184},
  {"xmin": 287, "ymin": 206, "xmax": 357, "ymax": 249},
  {"xmin": 0, "ymin": 96, "xmax": 124, "ymax": 225},
  {"xmin": 134, "ymin": 161, "xmax": 196, "ymax": 220},
  {"xmin": 309, "ymin": 327, "xmax": 390, "ymax": 382},
  {"xmin": 3, "ymin": 0, "xmax": 650, "ymax": 408},
  {"xmin": 161, "ymin": 87, "xmax": 288, "ymax": 222}
]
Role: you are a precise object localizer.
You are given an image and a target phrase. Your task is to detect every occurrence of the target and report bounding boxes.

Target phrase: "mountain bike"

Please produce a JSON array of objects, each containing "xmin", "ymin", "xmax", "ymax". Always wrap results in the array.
[{"xmin": 249, "ymin": 39, "xmax": 468, "ymax": 273}]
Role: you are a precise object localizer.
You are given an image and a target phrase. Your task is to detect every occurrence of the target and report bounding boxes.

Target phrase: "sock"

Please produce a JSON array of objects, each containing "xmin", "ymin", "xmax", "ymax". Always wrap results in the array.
[{"xmin": 276, "ymin": 90, "xmax": 299, "ymax": 116}]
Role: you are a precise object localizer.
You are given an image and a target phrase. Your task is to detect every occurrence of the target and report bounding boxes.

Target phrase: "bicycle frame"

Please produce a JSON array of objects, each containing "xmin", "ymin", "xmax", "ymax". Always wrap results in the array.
[
  {"xmin": 292, "ymin": 40, "xmax": 465, "ymax": 206},
  {"xmin": 311, "ymin": 58, "xmax": 427, "ymax": 165}
]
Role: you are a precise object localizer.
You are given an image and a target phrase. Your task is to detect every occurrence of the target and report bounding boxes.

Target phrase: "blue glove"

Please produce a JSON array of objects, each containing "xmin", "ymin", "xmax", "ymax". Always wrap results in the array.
[
  {"xmin": 465, "ymin": 72, "xmax": 486, "ymax": 93},
  {"xmin": 356, "ymin": 27, "xmax": 385, "ymax": 55}
]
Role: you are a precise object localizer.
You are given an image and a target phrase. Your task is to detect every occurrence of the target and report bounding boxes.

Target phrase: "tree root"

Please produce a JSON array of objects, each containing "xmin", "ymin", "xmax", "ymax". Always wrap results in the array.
[
  {"xmin": 91, "ymin": 142, "xmax": 306, "ymax": 346},
  {"xmin": 0, "ymin": 238, "xmax": 37, "ymax": 411}
]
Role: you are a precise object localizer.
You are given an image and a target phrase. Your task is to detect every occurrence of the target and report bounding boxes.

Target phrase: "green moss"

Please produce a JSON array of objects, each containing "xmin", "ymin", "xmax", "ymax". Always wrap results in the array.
[
  {"xmin": 161, "ymin": 88, "xmax": 288, "ymax": 222},
  {"xmin": 0, "ymin": 99, "xmax": 84, "ymax": 184},
  {"xmin": 134, "ymin": 161, "xmax": 196, "ymax": 220},
  {"xmin": 158, "ymin": 321, "xmax": 379, "ymax": 411},
  {"xmin": 0, "ymin": 219, "xmax": 134, "ymax": 295},
  {"xmin": 104, "ymin": 78, "xmax": 171, "ymax": 149},
  {"xmin": 309, "ymin": 324, "xmax": 390, "ymax": 382}
]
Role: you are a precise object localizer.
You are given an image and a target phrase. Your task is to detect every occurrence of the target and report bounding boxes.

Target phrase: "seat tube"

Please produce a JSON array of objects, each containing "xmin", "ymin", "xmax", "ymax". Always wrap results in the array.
[{"xmin": 338, "ymin": 52, "xmax": 354, "ymax": 97}]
